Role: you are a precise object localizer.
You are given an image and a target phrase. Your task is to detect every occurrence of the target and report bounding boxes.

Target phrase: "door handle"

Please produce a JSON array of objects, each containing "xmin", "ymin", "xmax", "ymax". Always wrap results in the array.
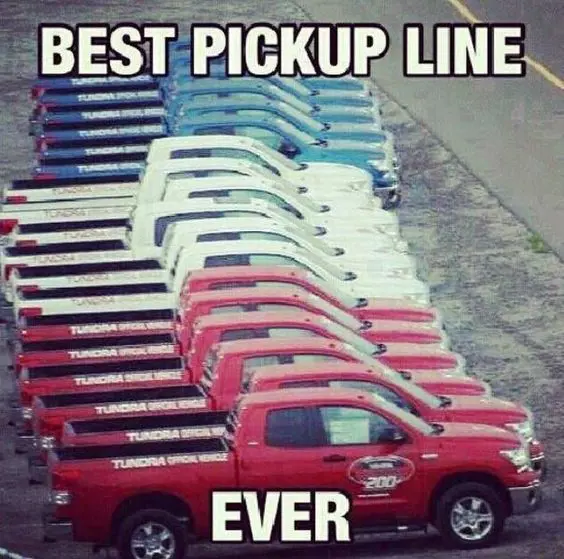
[{"xmin": 322, "ymin": 454, "xmax": 347, "ymax": 463}]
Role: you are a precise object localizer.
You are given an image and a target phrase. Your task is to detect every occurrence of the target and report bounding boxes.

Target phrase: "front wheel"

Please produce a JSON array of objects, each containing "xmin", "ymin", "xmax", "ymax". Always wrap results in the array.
[
  {"xmin": 435, "ymin": 482, "xmax": 507, "ymax": 549},
  {"xmin": 117, "ymin": 509, "xmax": 187, "ymax": 559}
]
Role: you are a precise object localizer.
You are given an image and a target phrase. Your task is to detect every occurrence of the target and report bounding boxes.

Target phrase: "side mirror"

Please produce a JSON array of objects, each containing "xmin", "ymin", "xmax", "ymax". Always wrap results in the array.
[
  {"xmin": 379, "ymin": 426, "xmax": 407, "ymax": 444},
  {"xmin": 279, "ymin": 140, "xmax": 299, "ymax": 159}
]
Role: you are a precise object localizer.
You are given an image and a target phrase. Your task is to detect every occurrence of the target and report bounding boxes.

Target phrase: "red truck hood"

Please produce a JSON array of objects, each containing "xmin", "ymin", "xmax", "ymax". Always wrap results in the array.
[
  {"xmin": 378, "ymin": 343, "xmax": 463, "ymax": 373},
  {"xmin": 433, "ymin": 421, "xmax": 522, "ymax": 446},
  {"xmin": 360, "ymin": 321, "xmax": 444, "ymax": 345},
  {"xmin": 444, "ymin": 395, "xmax": 527, "ymax": 422},
  {"xmin": 407, "ymin": 371, "xmax": 489, "ymax": 396}
]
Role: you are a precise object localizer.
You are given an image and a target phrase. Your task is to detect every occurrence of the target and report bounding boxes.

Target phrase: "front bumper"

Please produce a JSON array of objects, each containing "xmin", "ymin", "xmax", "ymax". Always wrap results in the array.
[
  {"xmin": 42, "ymin": 504, "xmax": 74, "ymax": 542},
  {"xmin": 509, "ymin": 480, "xmax": 542, "ymax": 515}
]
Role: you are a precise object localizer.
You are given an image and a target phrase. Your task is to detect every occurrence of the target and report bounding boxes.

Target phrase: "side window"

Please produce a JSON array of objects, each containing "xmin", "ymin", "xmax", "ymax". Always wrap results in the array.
[
  {"xmin": 193, "ymin": 125, "xmax": 236, "ymax": 135},
  {"xmin": 279, "ymin": 380, "xmax": 328, "ymax": 389},
  {"xmin": 234, "ymin": 126, "xmax": 284, "ymax": 151},
  {"xmin": 219, "ymin": 328, "xmax": 269, "ymax": 342},
  {"xmin": 209, "ymin": 305, "xmax": 246, "ymax": 314},
  {"xmin": 256, "ymin": 303, "xmax": 298, "ymax": 313},
  {"xmin": 267, "ymin": 328, "xmax": 318, "ymax": 338},
  {"xmin": 266, "ymin": 407, "xmax": 327, "ymax": 448},
  {"xmin": 209, "ymin": 148, "xmax": 281, "ymax": 176},
  {"xmin": 292, "ymin": 354, "xmax": 344, "ymax": 364},
  {"xmin": 239, "ymin": 232, "xmax": 297, "ymax": 244},
  {"xmin": 197, "ymin": 232, "xmax": 242, "ymax": 242},
  {"xmin": 154, "ymin": 212, "xmax": 224, "ymax": 245},
  {"xmin": 320, "ymin": 406, "xmax": 396, "ymax": 445},
  {"xmin": 248, "ymin": 255, "xmax": 309, "ymax": 272},
  {"xmin": 170, "ymin": 148, "xmax": 212, "ymax": 159},
  {"xmin": 188, "ymin": 190, "xmax": 231, "ymax": 199},
  {"xmin": 243, "ymin": 355, "xmax": 282, "ymax": 369},
  {"xmin": 330, "ymin": 380, "xmax": 416, "ymax": 414},
  {"xmin": 204, "ymin": 254, "xmax": 250, "ymax": 268}
]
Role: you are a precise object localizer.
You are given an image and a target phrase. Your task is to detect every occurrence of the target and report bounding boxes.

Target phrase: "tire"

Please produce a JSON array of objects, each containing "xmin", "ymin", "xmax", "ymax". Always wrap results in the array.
[
  {"xmin": 435, "ymin": 482, "xmax": 506, "ymax": 549},
  {"xmin": 116, "ymin": 508, "xmax": 187, "ymax": 559}
]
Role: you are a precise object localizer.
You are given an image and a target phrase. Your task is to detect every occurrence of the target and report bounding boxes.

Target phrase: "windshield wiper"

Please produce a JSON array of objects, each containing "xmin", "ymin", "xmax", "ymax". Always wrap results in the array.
[
  {"xmin": 438, "ymin": 396, "xmax": 453, "ymax": 408},
  {"xmin": 431, "ymin": 423, "xmax": 445, "ymax": 435}
]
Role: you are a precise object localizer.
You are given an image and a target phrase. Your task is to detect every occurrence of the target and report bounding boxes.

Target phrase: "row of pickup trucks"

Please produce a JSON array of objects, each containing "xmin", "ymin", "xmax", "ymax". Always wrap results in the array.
[{"xmin": 1, "ymin": 37, "xmax": 543, "ymax": 559}]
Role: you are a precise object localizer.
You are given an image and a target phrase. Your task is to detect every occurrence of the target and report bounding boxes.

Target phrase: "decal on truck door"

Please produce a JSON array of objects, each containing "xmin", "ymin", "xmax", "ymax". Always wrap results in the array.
[{"xmin": 347, "ymin": 456, "xmax": 415, "ymax": 492}]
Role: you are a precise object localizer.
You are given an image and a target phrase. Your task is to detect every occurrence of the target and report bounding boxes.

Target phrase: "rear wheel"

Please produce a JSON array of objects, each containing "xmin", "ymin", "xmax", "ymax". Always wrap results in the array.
[
  {"xmin": 117, "ymin": 509, "xmax": 187, "ymax": 559},
  {"xmin": 435, "ymin": 482, "xmax": 506, "ymax": 549}
]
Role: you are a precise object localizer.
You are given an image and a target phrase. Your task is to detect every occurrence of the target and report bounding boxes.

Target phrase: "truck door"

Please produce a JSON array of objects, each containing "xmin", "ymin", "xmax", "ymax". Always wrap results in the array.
[{"xmin": 238, "ymin": 403, "xmax": 424, "ymax": 528}]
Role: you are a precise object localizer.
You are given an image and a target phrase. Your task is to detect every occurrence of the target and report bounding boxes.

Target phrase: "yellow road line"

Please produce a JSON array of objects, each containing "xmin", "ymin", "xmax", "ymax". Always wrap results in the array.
[{"xmin": 445, "ymin": 0, "xmax": 564, "ymax": 90}]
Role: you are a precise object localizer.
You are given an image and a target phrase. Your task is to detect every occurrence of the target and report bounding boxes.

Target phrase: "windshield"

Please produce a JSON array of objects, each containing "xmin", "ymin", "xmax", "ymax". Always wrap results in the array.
[
  {"xmin": 305, "ymin": 274, "xmax": 360, "ymax": 308},
  {"xmin": 272, "ymin": 117, "xmax": 316, "ymax": 144},
  {"xmin": 318, "ymin": 316, "xmax": 377, "ymax": 355},
  {"xmin": 246, "ymin": 139, "xmax": 303, "ymax": 171},
  {"xmin": 295, "ymin": 247, "xmax": 348, "ymax": 281},
  {"xmin": 307, "ymin": 293, "xmax": 363, "ymax": 331},
  {"xmin": 383, "ymin": 373, "xmax": 443, "ymax": 409},
  {"xmin": 279, "ymin": 103, "xmax": 325, "ymax": 133},
  {"xmin": 370, "ymin": 394, "xmax": 435, "ymax": 435}
]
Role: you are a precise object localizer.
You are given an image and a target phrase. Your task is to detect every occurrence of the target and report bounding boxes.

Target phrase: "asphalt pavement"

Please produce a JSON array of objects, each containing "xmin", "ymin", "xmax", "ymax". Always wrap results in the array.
[{"xmin": 296, "ymin": 0, "xmax": 564, "ymax": 258}]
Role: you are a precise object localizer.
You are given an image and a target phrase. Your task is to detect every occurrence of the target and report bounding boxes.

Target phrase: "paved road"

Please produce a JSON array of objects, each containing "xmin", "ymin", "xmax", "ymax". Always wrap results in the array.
[{"xmin": 296, "ymin": 0, "xmax": 564, "ymax": 258}]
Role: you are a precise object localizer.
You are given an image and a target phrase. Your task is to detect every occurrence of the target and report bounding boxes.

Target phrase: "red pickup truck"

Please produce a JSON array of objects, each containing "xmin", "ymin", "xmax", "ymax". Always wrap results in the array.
[
  {"xmin": 181, "ymin": 265, "xmax": 443, "ymax": 326},
  {"xmin": 245, "ymin": 363, "xmax": 545, "ymax": 475},
  {"xmin": 183, "ymin": 310, "xmax": 465, "ymax": 382},
  {"xmin": 177, "ymin": 286, "xmax": 447, "ymax": 351},
  {"xmin": 43, "ymin": 388, "xmax": 542, "ymax": 556}
]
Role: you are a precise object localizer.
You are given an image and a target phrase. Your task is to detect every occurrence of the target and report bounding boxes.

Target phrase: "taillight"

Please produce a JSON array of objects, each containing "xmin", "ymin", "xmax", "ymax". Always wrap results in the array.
[
  {"xmin": 31, "ymin": 86, "xmax": 45, "ymax": 99},
  {"xmin": 33, "ymin": 171, "xmax": 57, "ymax": 180},
  {"xmin": 0, "ymin": 218, "xmax": 18, "ymax": 235},
  {"xmin": 15, "ymin": 239, "xmax": 37, "ymax": 247},
  {"xmin": 5, "ymin": 263, "xmax": 26, "ymax": 280},
  {"xmin": 19, "ymin": 285, "xmax": 39, "ymax": 293},
  {"xmin": 19, "ymin": 307, "xmax": 43, "ymax": 317},
  {"xmin": 5, "ymin": 195, "xmax": 28, "ymax": 204}
]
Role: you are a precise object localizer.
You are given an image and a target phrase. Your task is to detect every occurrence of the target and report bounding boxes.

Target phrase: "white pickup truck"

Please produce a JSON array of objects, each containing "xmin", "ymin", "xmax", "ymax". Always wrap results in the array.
[{"xmin": 142, "ymin": 135, "xmax": 377, "ymax": 200}]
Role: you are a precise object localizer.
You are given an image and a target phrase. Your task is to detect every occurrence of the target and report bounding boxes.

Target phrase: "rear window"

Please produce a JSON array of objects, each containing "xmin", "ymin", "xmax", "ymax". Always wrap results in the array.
[{"xmin": 265, "ymin": 407, "xmax": 327, "ymax": 447}]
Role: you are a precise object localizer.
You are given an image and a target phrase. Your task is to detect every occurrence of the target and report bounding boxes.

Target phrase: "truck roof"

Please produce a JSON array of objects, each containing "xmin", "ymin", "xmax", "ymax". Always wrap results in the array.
[
  {"xmin": 193, "ymin": 309, "xmax": 325, "ymax": 330},
  {"xmin": 237, "ymin": 386, "xmax": 376, "ymax": 408},
  {"xmin": 248, "ymin": 363, "xmax": 382, "ymax": 382},
  {"xmin": 215, "ymin": 337, "xmax": 349, "ymax": 357},
  {"xmin": 185, "ymin": 286, "xmax": 311, "ymax": 305}
]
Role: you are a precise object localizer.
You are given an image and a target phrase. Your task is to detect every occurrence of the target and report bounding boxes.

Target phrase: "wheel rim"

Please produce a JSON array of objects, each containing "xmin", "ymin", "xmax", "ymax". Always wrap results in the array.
[
  {"xmin": 450, "ymin": 496, "xmax": 494, "ymax": 542},
  {"xmin": 130, "ymin": 521, "xmax": 176, "ymax": 559}
]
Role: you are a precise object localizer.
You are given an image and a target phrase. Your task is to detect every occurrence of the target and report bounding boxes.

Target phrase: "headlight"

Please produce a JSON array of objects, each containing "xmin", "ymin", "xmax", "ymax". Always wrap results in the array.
[
  {"xmin": 505, "ymin": 420, "xmax": 535, "ymax": 441},
  {"xmin": 41, "ymin": 435, "xmax": 56, "ymax": 450},
  {"xmin": 500, "ymin": 445, "xmax": 532, "ymax": 472},
  {"xmin": 48, "ymin": 490, "xmax": 72, "ymax": 506}
]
